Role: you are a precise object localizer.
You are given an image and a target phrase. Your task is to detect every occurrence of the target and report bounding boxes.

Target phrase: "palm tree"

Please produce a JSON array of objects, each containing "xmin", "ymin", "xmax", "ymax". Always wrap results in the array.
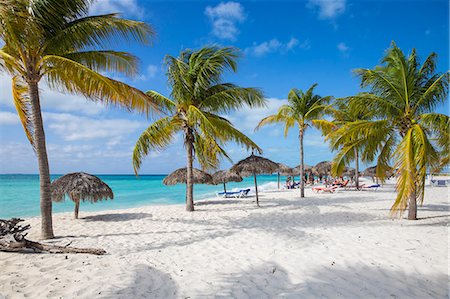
[
  {"xmin": 255, "ymin": 84, "xmax": 331, "ymax": 197},
  {"xmin": 132, "ymin": 46, "xmax": 265, "ymax": 211},
  {"xmin": 0, "ymin": 0, "xmax": 157, "ymax": 238},
  {"xmin": 315, "ymin": 100, "xmax": 374, "ymax": 189},
  {"xmin": 332, "ymin": 42, "xmax": 449, "ymax": 220}
]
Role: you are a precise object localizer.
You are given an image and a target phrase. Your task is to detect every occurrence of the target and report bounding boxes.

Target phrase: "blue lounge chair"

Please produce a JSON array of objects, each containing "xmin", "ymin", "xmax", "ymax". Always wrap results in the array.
[
  {"xmin": 362, "ymin": 184, "xmax": 381, "ymax": 190},
  {"xmin": 431, "ymin": 180, "xmax": 448, "ymax": 187},
  {"xmin": 217, "ymin": 189, "xmax": 251, "ymax": 198}
]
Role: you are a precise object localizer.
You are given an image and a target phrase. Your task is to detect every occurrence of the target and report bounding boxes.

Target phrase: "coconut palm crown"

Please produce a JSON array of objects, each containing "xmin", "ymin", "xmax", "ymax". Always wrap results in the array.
[
  {"xmin": 332, "ymin": 42, "xmax": 449, "ymax": 219},
  {"xmin": 315, "ymin": 99, "xmax": 375, "ymax": 188},
  {"xmin": 132, "ymin": 46, "xmax": 265, "ymax": 211},
  {"xmin": 0, "ymin": 0, "xmax": 157, "ymax": 238},
  {"xmin": 255, "ymin": 83, "xmax": 331, "ymax": 197}
]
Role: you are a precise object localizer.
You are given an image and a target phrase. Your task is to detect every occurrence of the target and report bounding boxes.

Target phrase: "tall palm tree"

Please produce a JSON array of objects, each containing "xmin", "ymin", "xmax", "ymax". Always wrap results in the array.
[
  {"xmin": 315, "ymin": 100, "xmax": 374, "ymax": 189},
  {"xmin": 132, "ymin": 46, "xmax": 265, "ymax": 211},
  {"xmin": 255, "ymin": 84, "xmax": 331, "ymax": 197},
  {"xmin": 332, "ymin": 42, "xmax": 449, "ymax": 220},
  {"xmin": 0, "ymin": 0, "xmax": 157, "ymax": 238}
]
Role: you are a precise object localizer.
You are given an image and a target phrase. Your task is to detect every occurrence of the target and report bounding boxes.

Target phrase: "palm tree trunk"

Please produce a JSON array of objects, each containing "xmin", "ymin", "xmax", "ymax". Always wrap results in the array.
[
  {"xmin": 185, "ymin": 128, "xmax": 194, "ymax": 212},
  {"xmin": 74, "ymin": 199, "xmax": 80, "ymax": 219},
  {"xmin": 354, "ymin": 148, "xmax": 359, "ymax": 189},
  {"xmin": 254, "ymin": 172, "xmax": 259, "ymax": 207},
  {"xmin": 299, "ymin": 129, "xmax": 305, "ymax": 198},
  {"xmin": 29, "ymin": 80, "xmax": 54, "ymax": 239},
  {"xmin": 408, "ymin": 187, "xmax": 417, "ymax": 220}
]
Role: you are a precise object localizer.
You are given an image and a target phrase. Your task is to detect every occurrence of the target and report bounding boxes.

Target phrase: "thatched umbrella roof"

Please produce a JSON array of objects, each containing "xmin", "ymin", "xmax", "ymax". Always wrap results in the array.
[
  {"xmin": 51, "ymin": 172, "xmax": 114, "ymax": 219},
  {"xmin": 212, "ymin": 170, "xmax": 242, "ymax": 192},
  {"xmin": 163, "ymin": 168, "xmax": 213, "ymax": 186},
  {"xmin": 342, "ymin": 167, "xmax": 356, "ymax": 177},
  {"xmin": 277, "ymin": 163, "xmax": 294, "ymax": 176},
  {"xmin": 51, "ymin": 172, "xmax": 113, "ymax": 203},
  {"xmin": 231, "ymin": 154, "xmax": 279, "ymax": 177},
  {"xmin": 315, "ymin": 161, "xmax": 332, "ymax": 175},
  {"xmin": 293, "ymin": 164, "xmax": 316, "ymax": 175},
  {"xmin": 212, "ymin": 170, "xmax": 242, "ymax": 185},
  {"xmin": 231, "ymin": 154, "xmax": 279, "ymax": 206},
  {"xmin": 363, "ymin": 166, "xmax": 377, "ymax": 177}
]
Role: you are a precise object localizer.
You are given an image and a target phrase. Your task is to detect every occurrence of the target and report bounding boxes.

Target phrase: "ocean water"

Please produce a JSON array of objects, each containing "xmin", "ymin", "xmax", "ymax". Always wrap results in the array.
[{"xmin": 0, "ymin": 174, "xmax": 294, "ymax": 219}]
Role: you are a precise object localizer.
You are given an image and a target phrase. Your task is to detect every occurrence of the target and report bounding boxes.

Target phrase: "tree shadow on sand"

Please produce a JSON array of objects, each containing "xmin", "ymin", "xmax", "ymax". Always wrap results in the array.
[
  {"xmin": 133, "ymin": 207, "xmax": 378, "ymax": 252},
  {"xmin": 198, "ymin": 262, "xmax": 448, "ymax": 298},
  {"xmin": 102, "ymin": 264, "xmax": 178, "ymax": 299},
  {"xmin": 82, "ymin": 212, "xmax": 152, "ymax": 222}
]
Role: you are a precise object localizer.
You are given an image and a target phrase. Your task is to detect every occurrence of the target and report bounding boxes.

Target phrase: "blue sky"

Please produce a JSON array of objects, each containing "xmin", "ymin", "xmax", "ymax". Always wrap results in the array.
[{"xmin": 0, "ymin": 0, "xmax": 448, "ymax": 174}]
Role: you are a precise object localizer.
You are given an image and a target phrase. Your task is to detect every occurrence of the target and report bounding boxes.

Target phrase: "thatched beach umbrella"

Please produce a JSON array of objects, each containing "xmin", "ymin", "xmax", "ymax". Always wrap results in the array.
[
  {"xmin": 276, "ymin": 163, "xmax": 294, "ymax": 189},
  {"xmin": 315, "ymin": 161, "xmax": 332, "ymax": 176},
  {"xmin": 293, "ymin": 164, "xmax": 317, "ymax": 181},
  {"xmin": 293, "ymin": 164, "xmax": 314, "ymax": 173},
  {"xmin": 51, "ymin": 172, "xmax": 114, "ymax": 219},
  {"xmin": 363, "ymin": 166, "xmax": 377, "ymax": 177},
  {"xmin": 212, "ymin": 170, "xmax": 243, "ymax": 192},
  {"xmin": 163, "ymin": 167, "xmax": 213, "ymax": 186},
  {"xmin": 343, "ymin": 167, "xmax": 356, "ymax": 177},
  {"xmin": 363, "ymin": 165, "xmax": 379, "ymax": 183},
  {"xmin": 231, "ymin": 154, "xmax": 279, "ymax": 206}
]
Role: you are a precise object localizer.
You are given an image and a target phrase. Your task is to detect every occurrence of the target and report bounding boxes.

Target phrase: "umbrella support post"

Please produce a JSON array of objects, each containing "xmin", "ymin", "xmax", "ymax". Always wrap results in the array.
[
  {"xmin": 254, "ymin": 173, "xmax": 259, "ymax": 207},
  {"xmin": 74, "ymin": 199, "xmax": 80, "ymax": 219},
  {"xmin": 277, "ymin": 173, "xmax": 280, "ymax": 189},
  {"xmin": 223, "ymin": 182, "xmax": 227, "ymax": 193}
]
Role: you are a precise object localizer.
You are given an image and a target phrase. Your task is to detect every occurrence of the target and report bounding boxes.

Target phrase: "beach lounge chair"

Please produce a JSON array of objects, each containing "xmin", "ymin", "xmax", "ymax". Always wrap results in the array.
[
  {"xmin": 217, "ymin": 189, "xmax": 251, "ymax": 198},
  {"xmin": 312, "ymin": 185, "xmax": 339, "ymax": 193},
  {"xmin": 361, "ymin": 184, "xmax": 381, "ymax": 190},
  {"xmin": 431, "ymin": 180, "xmax": 448, "ymax": 187}
]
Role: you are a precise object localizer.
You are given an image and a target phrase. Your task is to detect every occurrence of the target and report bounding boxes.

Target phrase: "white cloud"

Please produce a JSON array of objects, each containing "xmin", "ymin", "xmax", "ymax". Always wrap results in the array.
[
  {"xmin": 308, "ymin": 0, "xmax": 346, "ymax": 19},
  {"xmin": 45, "ymin": 112, "xmax": 144, "ymax": 141},
  {"xmin": 90, "ymin": 0, "xmax": 144, "ymax": 19},
  {"xmin": 286, "ymin": 37, "xmax": 299, "ymax": 50},
  {"xmin": 136, "ymin": 64, "xmax": 159, "ymax": 81},
  {"xmin": 0, "ymin": 75, "xmax": 104, "ymax": 116},
  {"xmin": 0, "ymin": 111, "xmax": 19, "ymax": 125},
  {"xmin": 246, "ymin": 37, "xmax": 306, "ymax": 57},
  {"xmin": 337, "ymin": 42, "xmax": 350, "ymax": 56},
  {"xmin": 205, "ymin": 2, "xmax": 246, "ymax": 41},
  {"xmin": 249, "ymin": 39, "xmax": 282, "ymax": 56},
  {"xmin": 227, "ymin": 98, "xmax": 288, "ymax": 133},
  {"xmin": 146, "ymin": 64, "xmax": 158, "ymax": 78}
]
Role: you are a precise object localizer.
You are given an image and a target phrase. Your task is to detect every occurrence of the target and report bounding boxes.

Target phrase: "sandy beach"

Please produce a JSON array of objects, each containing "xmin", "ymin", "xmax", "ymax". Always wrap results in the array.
[{"xmin": 1, "ymin": 182, "xmax": 448, "ymax": 299}]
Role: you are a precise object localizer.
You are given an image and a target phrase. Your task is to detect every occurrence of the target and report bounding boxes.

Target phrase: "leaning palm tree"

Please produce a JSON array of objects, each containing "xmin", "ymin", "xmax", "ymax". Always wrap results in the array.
[
  {"xmin": 333, "ymin": 42, "xmax": 449, "ymax": 220},
  {"xmin": 255, "ymin": 84, "xmax": 331, "ymax": 197},
  {"xmin": 0, "ymin": 0, "xmax": 156, "ymax": 238},
  {"xmin": 315, "ymin": 99, "xmax": 374, "ymax": 189},
  {"xmin": 132, "ymin": 46, "xmax": 265, "ymax": 211}
]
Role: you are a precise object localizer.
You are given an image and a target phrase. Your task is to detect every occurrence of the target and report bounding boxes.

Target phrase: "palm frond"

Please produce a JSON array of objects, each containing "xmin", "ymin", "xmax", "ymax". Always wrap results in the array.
[
  {"xmin": 132, "ymin": 117, "xmax": 180, "ymax": 174},
  {"xmin": 12, "ymin": 76, "xmax": 34, "ymax": 149},
  {"xmin": 43, "ymin": 14, "xmax": 154, "ymax": 53},
  {"xmin": 43, "ymin": 54, "xmax": 160, "ymax": 115},
  {"xmin": 61, "ymin": 50, "xmax": 139, "ymax": 77}
]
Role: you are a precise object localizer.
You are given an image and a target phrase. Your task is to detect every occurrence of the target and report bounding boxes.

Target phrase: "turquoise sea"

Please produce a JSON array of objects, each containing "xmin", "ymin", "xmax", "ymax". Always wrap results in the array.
[{"xmin": 0, "ymin": 174, "xmax": 290, "ymax": 219}]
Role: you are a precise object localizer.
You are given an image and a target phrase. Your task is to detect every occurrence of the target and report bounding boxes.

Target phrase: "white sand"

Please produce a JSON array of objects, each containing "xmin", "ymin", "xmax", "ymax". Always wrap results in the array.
[{"xmin": 1, "ymin": 182, "xmax": 448, "ymax": 298}]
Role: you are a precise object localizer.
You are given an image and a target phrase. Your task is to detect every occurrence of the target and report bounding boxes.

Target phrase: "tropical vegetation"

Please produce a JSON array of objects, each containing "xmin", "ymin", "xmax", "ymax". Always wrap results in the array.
[
  {"xmin": 256, "ymin": 84, "xmax": 331, "ymax": 197},
  {"xmin": 0, "ymin": 0, "xmax": 157, "ymax": 238},
  {"xmin": 132, "ymin": 46, "xmax": 265, "ymax": 211},
  {"xmin": 315, "ymin": 99, "xmax": 375, "ymax": 189},
  {"xmin": 328, "ymin": 42, "xmax": 449, "ymax": 219}
]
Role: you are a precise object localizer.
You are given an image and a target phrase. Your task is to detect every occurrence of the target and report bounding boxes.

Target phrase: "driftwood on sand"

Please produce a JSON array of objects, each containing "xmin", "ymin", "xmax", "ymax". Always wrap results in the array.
[{"xmin": 0, "ymin": 218, "xmax": 106, "ymax": 255}]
